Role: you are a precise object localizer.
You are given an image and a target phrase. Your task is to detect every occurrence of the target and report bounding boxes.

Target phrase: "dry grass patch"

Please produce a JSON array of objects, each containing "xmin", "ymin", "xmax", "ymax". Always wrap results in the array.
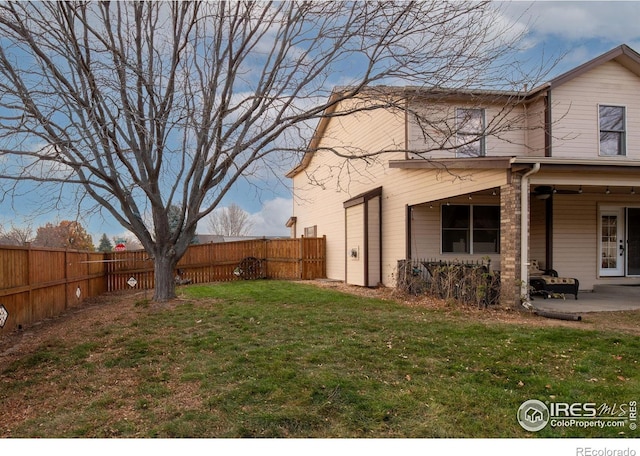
[{"xmin": 1, "ymin": 280, "xmax": 639, "ymax": 438}]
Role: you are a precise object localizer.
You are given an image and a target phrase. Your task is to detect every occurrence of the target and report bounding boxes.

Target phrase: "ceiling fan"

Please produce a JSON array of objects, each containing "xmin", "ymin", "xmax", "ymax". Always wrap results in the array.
[{"xmin": 532, "ymin": 185, "xmax": 580, "ymax": 199}]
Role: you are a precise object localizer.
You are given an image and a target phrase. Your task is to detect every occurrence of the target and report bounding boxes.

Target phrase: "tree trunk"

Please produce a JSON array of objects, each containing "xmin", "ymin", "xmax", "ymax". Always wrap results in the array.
[{"xmin": 153, "ymin": 251, "xmax": 178, "ymax": 302}]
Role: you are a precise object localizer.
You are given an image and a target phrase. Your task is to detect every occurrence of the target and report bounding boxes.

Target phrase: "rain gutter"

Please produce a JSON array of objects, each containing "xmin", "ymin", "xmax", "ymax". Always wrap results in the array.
[{"xmin": 520, "ymin": 162, "xmax": 541, "ymax": 301}]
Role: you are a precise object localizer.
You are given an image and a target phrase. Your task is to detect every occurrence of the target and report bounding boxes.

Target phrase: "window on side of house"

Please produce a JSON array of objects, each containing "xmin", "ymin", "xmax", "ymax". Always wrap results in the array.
[
  {"xmin": 456, "ymin": 108, "xmax": 485, "ymax": 157},
  {"xmin": 599, "ymin": 105, "xmax": 626, "ymax": 156},
  {"xmin": 304, "ymin": 225, "xmax": 317, "ymax": 238},
  {"xmin": 441, "ymin": 205, "xmax": 499, "ymax": 254}
]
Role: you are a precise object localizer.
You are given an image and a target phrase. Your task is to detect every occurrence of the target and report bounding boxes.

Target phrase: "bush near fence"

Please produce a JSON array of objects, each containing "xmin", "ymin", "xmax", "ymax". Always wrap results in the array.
[
  {"xmin": 397, "ymin": 258, "xmax": 500, "ymax": 308},
  {"xmin": 0, "ymin": 237, "xmax": 325, "ymax": 333}
]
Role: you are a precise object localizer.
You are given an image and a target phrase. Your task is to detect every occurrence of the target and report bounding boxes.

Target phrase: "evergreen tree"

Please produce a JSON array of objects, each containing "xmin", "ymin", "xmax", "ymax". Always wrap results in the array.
[{"xmin": 97, "ymin": 233, "xmax": 113, "ymax": 252}]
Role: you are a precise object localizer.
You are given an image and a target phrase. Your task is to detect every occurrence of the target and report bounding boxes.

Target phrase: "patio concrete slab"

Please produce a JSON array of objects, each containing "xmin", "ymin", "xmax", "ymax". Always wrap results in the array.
[{"xmin": 529, "ymin": 285, "xmax": 640, "ymax": 314}]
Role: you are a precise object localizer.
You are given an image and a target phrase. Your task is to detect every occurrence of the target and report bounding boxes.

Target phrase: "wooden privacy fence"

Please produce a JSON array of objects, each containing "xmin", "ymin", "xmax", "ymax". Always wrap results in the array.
[
  {"xmin": 0, "ymin": 237, "xmax": 325, "ymax": 333},
  {"xmin": 0, "ymin": 245, "xmax": 107, "ymax": 333},
  {"xmin": 105, "ymin": 237, "xmax": 326, "ymax": 291}
]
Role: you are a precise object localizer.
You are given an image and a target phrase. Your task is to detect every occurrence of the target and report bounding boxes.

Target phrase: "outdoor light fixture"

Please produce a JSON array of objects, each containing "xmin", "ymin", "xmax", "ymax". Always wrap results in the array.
[{"xmin": 606, "ymin": 186, "xmax": 611, "ymax": 194}]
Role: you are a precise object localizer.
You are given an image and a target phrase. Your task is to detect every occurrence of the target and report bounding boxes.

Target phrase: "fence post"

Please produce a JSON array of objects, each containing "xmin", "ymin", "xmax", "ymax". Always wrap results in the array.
[
  {"xmin": 263, "ymin": 238, "xmax": 269, "ymax": 279},
  {"xmin": 299, "ymin": 236, "xmax": 304, "ymax": 279},
  {"xmin": 65, "ymin": 249, "xmax": 69, "ymax": 310},
  {"xmin": 28, "ymin": 243, "xmax": 33, "ymax": 323},
  {"xmin": 322, "ymin": 235, "xmax": 327, "ymax": 278}
]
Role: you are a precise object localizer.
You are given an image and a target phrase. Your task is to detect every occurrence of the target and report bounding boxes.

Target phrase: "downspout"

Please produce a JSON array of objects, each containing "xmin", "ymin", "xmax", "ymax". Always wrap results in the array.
[{"xmin": 520, "ymin": 163, "xmax": 541, "ymax": 302}]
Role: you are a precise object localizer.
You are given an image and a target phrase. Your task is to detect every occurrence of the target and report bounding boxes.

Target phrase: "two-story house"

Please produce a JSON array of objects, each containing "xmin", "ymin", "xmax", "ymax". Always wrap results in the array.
[{"xmin": 286, "ymin": 44, "xmax": 640, "ymax": 307}]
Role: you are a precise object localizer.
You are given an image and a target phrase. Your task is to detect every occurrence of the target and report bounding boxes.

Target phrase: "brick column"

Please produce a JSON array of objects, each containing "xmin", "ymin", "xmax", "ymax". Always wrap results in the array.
[{"xmin": 500, "ymin": 173, "xmax": 522, "ymax": 308}]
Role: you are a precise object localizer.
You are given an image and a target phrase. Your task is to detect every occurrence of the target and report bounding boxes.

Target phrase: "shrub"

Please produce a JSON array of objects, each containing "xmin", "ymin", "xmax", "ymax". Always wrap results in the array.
[{"xmin": 396, "ymin": 259, "xmax": 500, "ymax": 308}]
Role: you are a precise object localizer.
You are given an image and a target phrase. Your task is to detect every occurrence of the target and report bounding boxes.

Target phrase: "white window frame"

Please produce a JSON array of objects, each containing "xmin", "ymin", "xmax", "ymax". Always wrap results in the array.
[
  {"xmin": 456, "ymin": 108, "xmax": 486, "ymax": 157},
  {"xmin": 598, "ymin": 104, "xmax": 626, "ymax": 157}
]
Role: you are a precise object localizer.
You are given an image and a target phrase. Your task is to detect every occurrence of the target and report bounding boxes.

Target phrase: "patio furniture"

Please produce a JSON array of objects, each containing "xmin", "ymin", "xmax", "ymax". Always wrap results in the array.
[{"xmin": 528, "ymin": 260, "xmax": 579, "ymax": 300}]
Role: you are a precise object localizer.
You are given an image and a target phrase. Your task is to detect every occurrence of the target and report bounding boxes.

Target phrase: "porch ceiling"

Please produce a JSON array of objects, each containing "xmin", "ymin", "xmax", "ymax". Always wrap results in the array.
[
  {"xmin": 529, "ymin": 161, "xmax": 640, "ymax": 192},
  {"xmin": 529, "ymin": 183, "xmax": 640, "ymax": 196}
]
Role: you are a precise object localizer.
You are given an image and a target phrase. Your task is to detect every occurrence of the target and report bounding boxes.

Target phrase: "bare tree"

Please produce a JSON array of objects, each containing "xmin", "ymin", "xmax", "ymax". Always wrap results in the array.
[
  {"xmin": 208, "ymin": 203, "xmax": 253, "ymax": 237},
  {"xmin": 0, "ymin": 1, "xmax": 543, "ymax": 301},
  {"xmin": 0, "ymin": 224, "xmax": 34, "ymax": 246}
]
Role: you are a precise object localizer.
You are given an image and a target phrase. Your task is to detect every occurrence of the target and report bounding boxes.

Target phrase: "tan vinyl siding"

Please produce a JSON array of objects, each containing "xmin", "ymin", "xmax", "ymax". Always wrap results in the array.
[
  {"xmin": 410, "ymin": 195, "xmax": 502, "ymax": 269},
  {"xmin": 292, "ymin": 100, "xmax": 404, "ymax": 283},
  {"xmin": 551, "ymin": 61, "xmax": 640, "ymax": 159},
  {"xmin": 291, "ymin": 53, "xmax": 640, "ymax": 297},
  {"xmin": 552, "ymin": 193, "xmax": 598, "ymax": 289},
  {"xmin": 407, "ymin": 102, "xmax": 527, "ymax": 158},
  {"xmin": 345, "ymin": 204, "xmax": 365, "ymax": 286},
  {"xmin": 529, "ymin": 196, "xmax": 547, "ymax": 268},
  {"xmin": 410, "ymin": 205, "xmax": 440, "ymax": 259},
  {"xmin": 367, "ymin": 196, "xmax": 381, "ymax": 286},
  {"xmin": 390, "ymin": 168, "xmax": 508, "ymax": 207},
  {"xmin": 294, "ymin": 144, "xmax": 508, "ymax": 285},
  {"xmin": 535, "ymin": 189, "xmax": 640, "ymax": 291},
  {"xmin": 381, "ymin": 169, "xmax": 506, "ymax": 284},
  {"xmin": 528, "ymin": 168, "xmax": 640, "ymax": 290},
  {"xmin": 525, "ymin": 97, "xmax": 547, "ymax": 157}
]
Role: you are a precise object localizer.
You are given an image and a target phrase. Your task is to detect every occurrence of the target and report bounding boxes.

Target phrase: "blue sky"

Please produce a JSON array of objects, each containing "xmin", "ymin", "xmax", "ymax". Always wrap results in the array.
[
  {"xmin": 502, "ymin": 1, "xmax": 640, "ymax": 72},
  {"xmin": 1, "ymin": 1, "xmax": 640, "ymax": 245}
]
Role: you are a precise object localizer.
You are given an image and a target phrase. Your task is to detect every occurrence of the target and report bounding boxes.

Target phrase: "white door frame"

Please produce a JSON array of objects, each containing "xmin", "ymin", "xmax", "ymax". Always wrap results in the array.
[{"xmin": 599, "ymin": 206, "xmax": 625, "ymax": 277}]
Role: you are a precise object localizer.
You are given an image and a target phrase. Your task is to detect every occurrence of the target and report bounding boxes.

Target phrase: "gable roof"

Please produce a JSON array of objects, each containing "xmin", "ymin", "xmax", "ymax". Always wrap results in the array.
[
  {"xmin": 287, "ymin": 44, "xmax": 640, "ymax": 178},
  {"xmin": 285, "ymin": 91, "xmax": 341, "ymax": 178},
  {"xmin": 528, "ymin": 44, "xmax": 640, "ymax": 96}
]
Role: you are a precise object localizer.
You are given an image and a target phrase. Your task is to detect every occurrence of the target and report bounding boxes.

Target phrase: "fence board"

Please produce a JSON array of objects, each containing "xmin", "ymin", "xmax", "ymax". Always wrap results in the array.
[
  {"xmin": 0, "ymin": 245, "xmax": 107, "ymax": 333},
  {"xmin": 0, "ymin": 237, "xmax": 325, "ymax": 333},
  {"xmin": 105, "ymin": 237, "xmax": 326, "ymax": 291}
]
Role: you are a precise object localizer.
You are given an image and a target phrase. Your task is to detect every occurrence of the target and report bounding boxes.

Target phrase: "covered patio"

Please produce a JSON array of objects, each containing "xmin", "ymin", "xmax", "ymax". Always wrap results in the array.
[
  {"xmin": 398, "ymin": 157, "xmax": 640, "ymax": 308},
  {"xmin": 528, "ymin": 284, "xmax": 640, "ymax": 314}
]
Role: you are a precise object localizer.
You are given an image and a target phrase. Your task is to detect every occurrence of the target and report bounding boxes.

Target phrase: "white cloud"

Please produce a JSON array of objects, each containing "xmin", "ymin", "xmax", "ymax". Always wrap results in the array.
[
  {"xmin": 531, "ymin": 2, "xmax": 640, "ymax": 42},
  {"xmin": 248, "ymin": 197, "xmax": 292, "ymax": 236},
  {"xmin": 502, "ymin": 1, "xmax": 640, "ymax": 46}
]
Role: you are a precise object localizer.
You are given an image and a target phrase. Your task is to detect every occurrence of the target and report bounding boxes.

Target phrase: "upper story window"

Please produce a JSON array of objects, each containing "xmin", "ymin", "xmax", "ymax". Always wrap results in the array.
[
  {"xmin": 599, "ymin": 105, "xmax": 626, "ymax": 156},
  {"xmin": 456, "ymin": 108, "xmax": 485, "ymax": 157}
]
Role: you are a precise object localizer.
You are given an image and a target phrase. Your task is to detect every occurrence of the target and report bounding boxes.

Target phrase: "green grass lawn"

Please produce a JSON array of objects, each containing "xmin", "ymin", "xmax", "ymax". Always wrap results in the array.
[{"xmin": 1, "ymin": 280, "xmax": 638, "ymax": 438}]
